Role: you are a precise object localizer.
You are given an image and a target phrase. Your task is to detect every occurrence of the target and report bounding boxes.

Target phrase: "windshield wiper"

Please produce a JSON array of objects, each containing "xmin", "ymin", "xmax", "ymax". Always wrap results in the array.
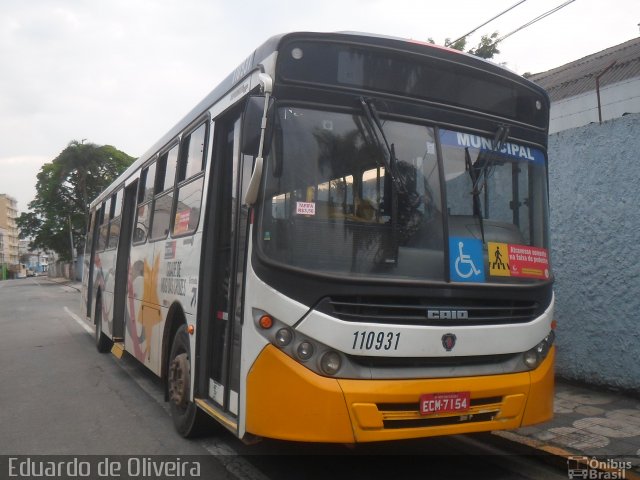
[
  {"xmin": 465, "ymin": 146, "xmax": 486, "ymax": 243},
  {"xmin": 465, "ymin": 125, "xmax": 511, "ymax": 244},
  {"xmin": 359, "ymin": 97, "xmax": 408, "ymax": 265},
  {"xmin": 359, "ymin": 97, "xmax": 409, "ymax": 196}
]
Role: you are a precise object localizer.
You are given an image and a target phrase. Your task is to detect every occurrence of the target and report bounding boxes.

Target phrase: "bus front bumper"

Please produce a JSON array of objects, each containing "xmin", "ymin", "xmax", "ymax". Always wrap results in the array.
[{"xmin": 246, "ymin": 344, "xmax": 554, "ymax": 443}]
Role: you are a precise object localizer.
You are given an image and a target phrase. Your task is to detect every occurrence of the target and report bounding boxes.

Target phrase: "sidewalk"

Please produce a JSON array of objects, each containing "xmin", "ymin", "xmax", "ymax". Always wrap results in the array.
[
  {"xmin": 494, "ymin": 378, "xmax": 640, "ymax": 478},
  {"xmin": 46, "ymin": 275, "xmax": 82, "ymax": 292}
]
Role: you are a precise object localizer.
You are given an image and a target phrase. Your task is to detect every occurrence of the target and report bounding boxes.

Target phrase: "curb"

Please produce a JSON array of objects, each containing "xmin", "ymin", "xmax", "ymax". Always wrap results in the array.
[
  {"xmin": 492, "ymin": 430, "xmax": 640, "ymax": 480},
  {"xmin": 45, "ymin": 277, "xmax": 82, "ymax": 293}
]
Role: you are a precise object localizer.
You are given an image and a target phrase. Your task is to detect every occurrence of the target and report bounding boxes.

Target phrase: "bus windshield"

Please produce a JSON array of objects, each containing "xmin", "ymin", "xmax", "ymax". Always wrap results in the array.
[{"xmin": 257, "ymin": 106, "xmax": 549, "ymax": 283}]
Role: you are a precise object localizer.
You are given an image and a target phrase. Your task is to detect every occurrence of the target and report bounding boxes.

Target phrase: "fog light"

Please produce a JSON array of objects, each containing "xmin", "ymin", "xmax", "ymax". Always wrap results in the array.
[
  {"xmin": 320, "ymin": 351, "xmax": 341, "ymax": 375},
  {"xmin": 275, "ymin": 328, "xmax": 293, "ymax": 347},
  {"xmin": 524, "ymin": 350, "xmax": 539, "ymax": 369},
  {"xmin": 297, "ymin": 341, "xmax": 314, "ymax": 361}
]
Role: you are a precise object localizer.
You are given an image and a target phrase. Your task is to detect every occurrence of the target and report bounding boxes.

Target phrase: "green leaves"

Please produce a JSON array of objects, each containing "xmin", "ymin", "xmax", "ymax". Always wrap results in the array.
[
  {"xmin": 17, "ymin": 140, "xmax": 134, "ymax": 260},
  {"xmin": 467, "ymin": 32, "xmax": 501, "ymax": 59},
  {"xmin": 429, "ymin": 32, "xmax": 501, "ymax": 60}
]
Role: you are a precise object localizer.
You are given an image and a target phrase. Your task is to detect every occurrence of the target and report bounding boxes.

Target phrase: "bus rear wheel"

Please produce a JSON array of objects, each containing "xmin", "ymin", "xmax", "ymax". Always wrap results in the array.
[{"xmin": 168, "ymin": 324, "xmax": 207, "ymax": 437}]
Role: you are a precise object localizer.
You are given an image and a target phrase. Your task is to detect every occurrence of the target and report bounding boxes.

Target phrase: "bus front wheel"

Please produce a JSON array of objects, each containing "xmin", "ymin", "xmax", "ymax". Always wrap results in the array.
[{"xmin": 168, "ymin": 324, "xmax": 206, "ymax": 437}]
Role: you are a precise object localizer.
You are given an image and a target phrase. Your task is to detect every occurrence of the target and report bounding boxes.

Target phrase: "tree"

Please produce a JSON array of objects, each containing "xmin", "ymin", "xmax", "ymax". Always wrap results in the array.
[
  {"xmin": 467, "ymin": 32, "xmax": 501, "ymax": 59},
  {"xmin": 17, "ymin": 140, "xmax": 135, "ymax": 260},
  {"xmin": 428, "ymin": 32, "xmax": 501, "ymax": 60}
]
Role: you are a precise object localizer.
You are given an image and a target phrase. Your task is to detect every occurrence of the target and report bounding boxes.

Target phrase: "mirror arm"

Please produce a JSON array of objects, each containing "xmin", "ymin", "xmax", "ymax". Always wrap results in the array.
[{"xmin": 244, "ymin": 73, "xmax": 273, "ymax": 206}]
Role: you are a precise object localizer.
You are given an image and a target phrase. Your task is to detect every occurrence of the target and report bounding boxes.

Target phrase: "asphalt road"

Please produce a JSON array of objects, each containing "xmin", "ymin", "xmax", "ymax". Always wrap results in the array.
[{"xmin": 0, "ymin": 278, "xmax": 569, "ymax": 479}]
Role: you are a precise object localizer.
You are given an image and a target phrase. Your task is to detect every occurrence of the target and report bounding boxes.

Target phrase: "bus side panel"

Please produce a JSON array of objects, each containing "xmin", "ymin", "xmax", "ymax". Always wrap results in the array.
[
  {"xmin": 123, "ymin": 231, "xmax": 203, "ymax": 376},
  {"xmin": 89, "ymin": 249, "xmax": 116, "ymax": 336},
  {"xmin": 124, "ymin": 242, "xmax": 163, "ymax": 374},
  {"xmin": 238, "ymin": 246, "xmax": 311, "ymax": 438},
  {"xmin": 100, "ymin": 248, "xmax": 118, "ymax": 338}
]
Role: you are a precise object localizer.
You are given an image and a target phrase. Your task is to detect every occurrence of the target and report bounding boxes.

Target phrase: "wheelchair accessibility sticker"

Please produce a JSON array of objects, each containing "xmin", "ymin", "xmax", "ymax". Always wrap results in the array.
[{"xmin": 449, "ymin": 237, "xmax": 485, "ymax": 282}]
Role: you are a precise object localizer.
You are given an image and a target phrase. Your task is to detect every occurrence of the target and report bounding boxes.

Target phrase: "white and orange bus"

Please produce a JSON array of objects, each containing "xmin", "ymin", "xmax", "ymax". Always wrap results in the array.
[{"xmin": 82, "ymin": 31, "xmax": 555, "ymax": 443}]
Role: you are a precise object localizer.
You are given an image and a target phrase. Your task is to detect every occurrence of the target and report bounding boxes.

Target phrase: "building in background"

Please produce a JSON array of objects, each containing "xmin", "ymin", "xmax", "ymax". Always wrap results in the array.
[
  {"xmin": 18, "ymin": 238, "xmax": 49, "ymax": 274},
  {"xmin": 529, "ymin": 36, "xmax": 640, "ymax": 134},
  {"xmin": 0, "ymin": 225, "xmax": 8, "ymax": 280},
  {"xmin": 0, "ymin": 194, "xmax": 19, "ymax": 277}
]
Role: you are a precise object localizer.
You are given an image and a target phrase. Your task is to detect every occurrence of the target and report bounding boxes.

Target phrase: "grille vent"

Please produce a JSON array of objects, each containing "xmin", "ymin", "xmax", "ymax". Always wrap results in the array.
[{"xmin": 317, "ymin": 295, "xmax": 540, "ymax": 326}]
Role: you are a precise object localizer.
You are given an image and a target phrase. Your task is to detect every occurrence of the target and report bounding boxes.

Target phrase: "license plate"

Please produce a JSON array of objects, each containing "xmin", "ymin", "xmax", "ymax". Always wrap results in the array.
[{"xmin": 419, "ymin": 392, "xmax": 470, "ymax": 415}]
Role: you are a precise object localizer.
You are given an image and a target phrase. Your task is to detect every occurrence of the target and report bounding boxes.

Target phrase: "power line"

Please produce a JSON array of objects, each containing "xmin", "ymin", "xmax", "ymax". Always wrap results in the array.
[
  {"xmin": 493, "ymin": 0, "xmax": 577, "ymax": 44},
  {"xmin": 446, "ymin": 0, "xmax": 528, "ymax": 47}
]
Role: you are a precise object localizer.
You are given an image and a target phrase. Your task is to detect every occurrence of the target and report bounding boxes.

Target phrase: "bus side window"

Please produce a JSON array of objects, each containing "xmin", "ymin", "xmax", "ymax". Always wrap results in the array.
[
  {"xmin": 97, "ymin": 200, "xmax": 110, "ymax": 252},
  {"xmin": 150, "ymin": 144, "xmax": 179, "ymax": 241},
  {"xmin": 133, "ymin": 163, "xmax": 155, "ymax": 244},
  {"xmin": 159, "ymin": 145, "xmax": 178, "ymax": 192},
  {"xmin": 84, "ymin": 210, "xmax": 96, "ymax": 256},
  {"xmin": 142, "ymin": 162, "xmax": 157, "ymax": 203},
  {"xmin": 107, "ymin": 189, "xmax": 122, "ymax": 250},
  {"xmin": 172, "ymin": 122, "xmax": 207, "ymax": 236},
  {"xmin": 178, "ymin": 122, "xmax": 207, "ymax": 182}
]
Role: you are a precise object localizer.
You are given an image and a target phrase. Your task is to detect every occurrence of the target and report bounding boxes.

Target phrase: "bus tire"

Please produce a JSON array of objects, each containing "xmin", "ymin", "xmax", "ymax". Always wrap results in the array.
[
  {"xmin": 95, "ymin": 297, "xmax": 112, "ymax": 353},
  {"xmin": 168, "ymin": 324, "xmax": 206, "ymax": 438}
]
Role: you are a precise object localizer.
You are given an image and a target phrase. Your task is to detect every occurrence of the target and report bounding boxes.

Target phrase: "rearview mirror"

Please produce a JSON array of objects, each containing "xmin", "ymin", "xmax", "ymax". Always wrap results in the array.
[{"xmin": 240, "ymin": 95, "xmax": 275, "ymax": 157}]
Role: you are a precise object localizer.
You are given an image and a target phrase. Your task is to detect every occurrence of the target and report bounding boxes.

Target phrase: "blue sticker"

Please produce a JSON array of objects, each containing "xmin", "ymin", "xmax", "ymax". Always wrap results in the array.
[
  {"xmin": 449, "ymin": 237, "xmax": 485, "ymax": 283},
  {"xmin": 439, "ymin": 129, "xmax": 545, "ymax": 165}
]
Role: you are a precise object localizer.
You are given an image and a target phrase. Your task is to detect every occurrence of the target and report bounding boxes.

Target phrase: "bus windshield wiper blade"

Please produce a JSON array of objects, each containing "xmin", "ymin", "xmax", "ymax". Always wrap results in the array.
[
  {"xmin": 463, "ymin": 125, "xmax": 510, "ymax": 245},
  {"xmin": 359, "ymin": 97, "xmax": 408, "ymax": 195},
  {"xmin": 465, "ymin": 147, "xmax": 486, "ymax": 244}
]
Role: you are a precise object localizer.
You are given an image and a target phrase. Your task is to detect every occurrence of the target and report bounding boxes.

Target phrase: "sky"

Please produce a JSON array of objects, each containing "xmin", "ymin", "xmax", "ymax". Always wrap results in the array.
[{"xmin": 1, "ymin": 0, "xmax": 638, "ymax": 213}]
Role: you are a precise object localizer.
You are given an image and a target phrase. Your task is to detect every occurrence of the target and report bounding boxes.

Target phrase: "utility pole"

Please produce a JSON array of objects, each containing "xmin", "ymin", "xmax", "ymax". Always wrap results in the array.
[
  {"xmin": 69, "ymin": 215, "xmax": 75, "ymax": 280},
  {"xmin": 69, "ymin": 215, "xmax": 75, "ymax": 259}
]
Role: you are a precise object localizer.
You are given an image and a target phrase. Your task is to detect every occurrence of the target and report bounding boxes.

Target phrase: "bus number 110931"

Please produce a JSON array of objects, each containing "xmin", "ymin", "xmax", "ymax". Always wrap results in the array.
[{"xmin": 352, "ymin": 331, "xmax": 401, "ymax": 351}]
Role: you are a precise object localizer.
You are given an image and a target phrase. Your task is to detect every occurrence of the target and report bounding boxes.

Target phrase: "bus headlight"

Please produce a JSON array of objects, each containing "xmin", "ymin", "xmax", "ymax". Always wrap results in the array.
[
  {"xmin": 275, "ymin": 328, "xmax": 293, "ymax": 347},
  {"xmin": 253, "ymin": 309, "xmax": 353, "ymax": 378},
  {"xmin": 320, "ymin": 351, "xmax": 342, "ymax": 375},
  {"xmin": 297, "ymin": 341, "xmax": 314, "ymax": 361},
  {"xmin": 523, "ymin": 330, "xmax": 555, "ymax": 370},
  {"xmin": 523, "ymin": 350, "xmax": 539, "ymax": 369}
]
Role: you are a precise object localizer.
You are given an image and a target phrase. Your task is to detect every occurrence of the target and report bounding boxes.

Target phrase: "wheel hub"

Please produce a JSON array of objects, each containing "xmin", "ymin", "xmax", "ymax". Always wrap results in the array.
[{"xmin": 168, "ymin": 352, "xmax": 190, "ymax": 408}]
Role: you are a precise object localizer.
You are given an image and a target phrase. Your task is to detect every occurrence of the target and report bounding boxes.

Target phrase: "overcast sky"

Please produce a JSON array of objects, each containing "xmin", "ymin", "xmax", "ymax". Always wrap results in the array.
[{"xmin": 1, "ymin": 0, "xmax": 638, "ymax": 212}]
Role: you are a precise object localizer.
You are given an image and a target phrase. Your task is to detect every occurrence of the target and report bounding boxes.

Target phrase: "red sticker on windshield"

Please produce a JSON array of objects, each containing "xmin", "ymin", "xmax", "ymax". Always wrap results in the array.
[{"xmin": 488, "ymin": 242, "xmax": 549, "ymax": 279}]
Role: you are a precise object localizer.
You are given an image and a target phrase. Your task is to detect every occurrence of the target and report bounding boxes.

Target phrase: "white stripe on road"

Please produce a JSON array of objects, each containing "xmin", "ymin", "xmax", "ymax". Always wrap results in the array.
[{"xmin": 64, "ymin": 306, "xmax": 93, "ymax": 334}]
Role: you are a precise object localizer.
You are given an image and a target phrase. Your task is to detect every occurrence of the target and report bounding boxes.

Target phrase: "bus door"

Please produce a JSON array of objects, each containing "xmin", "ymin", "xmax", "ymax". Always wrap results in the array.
[
  {"xmin": 112, "ymin": 180, "xmax": 138, "ymax": 340},
  {"xmin": 200, "ymin": 112, "xmax": 252, "ymax": 420}
]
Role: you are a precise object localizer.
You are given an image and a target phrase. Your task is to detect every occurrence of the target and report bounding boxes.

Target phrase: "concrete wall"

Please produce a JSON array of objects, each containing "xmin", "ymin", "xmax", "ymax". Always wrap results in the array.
[
  {"xmin": 48, "ymin": 255, "xmax": 83, "ymax": 282},
  {"xmin": 549, "ymin": 112, "xmax": 640, "ymax": 391},
  {"xmin": 549, "ymin": 77, "xmax": 640, "ymax": 134}
]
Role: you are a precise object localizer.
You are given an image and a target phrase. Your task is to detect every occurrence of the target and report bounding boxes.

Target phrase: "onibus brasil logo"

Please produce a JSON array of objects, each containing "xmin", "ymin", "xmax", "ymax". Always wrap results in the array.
[{"xmin": 567, "ymin": 456, "xmax": 632, "ymax": 479}]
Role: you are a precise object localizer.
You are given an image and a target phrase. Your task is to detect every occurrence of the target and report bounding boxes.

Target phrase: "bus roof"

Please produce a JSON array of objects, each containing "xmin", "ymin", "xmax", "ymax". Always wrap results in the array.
[{"xmin": 90, "ymin": 31, "xmax": 547, "ymax": 208}]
